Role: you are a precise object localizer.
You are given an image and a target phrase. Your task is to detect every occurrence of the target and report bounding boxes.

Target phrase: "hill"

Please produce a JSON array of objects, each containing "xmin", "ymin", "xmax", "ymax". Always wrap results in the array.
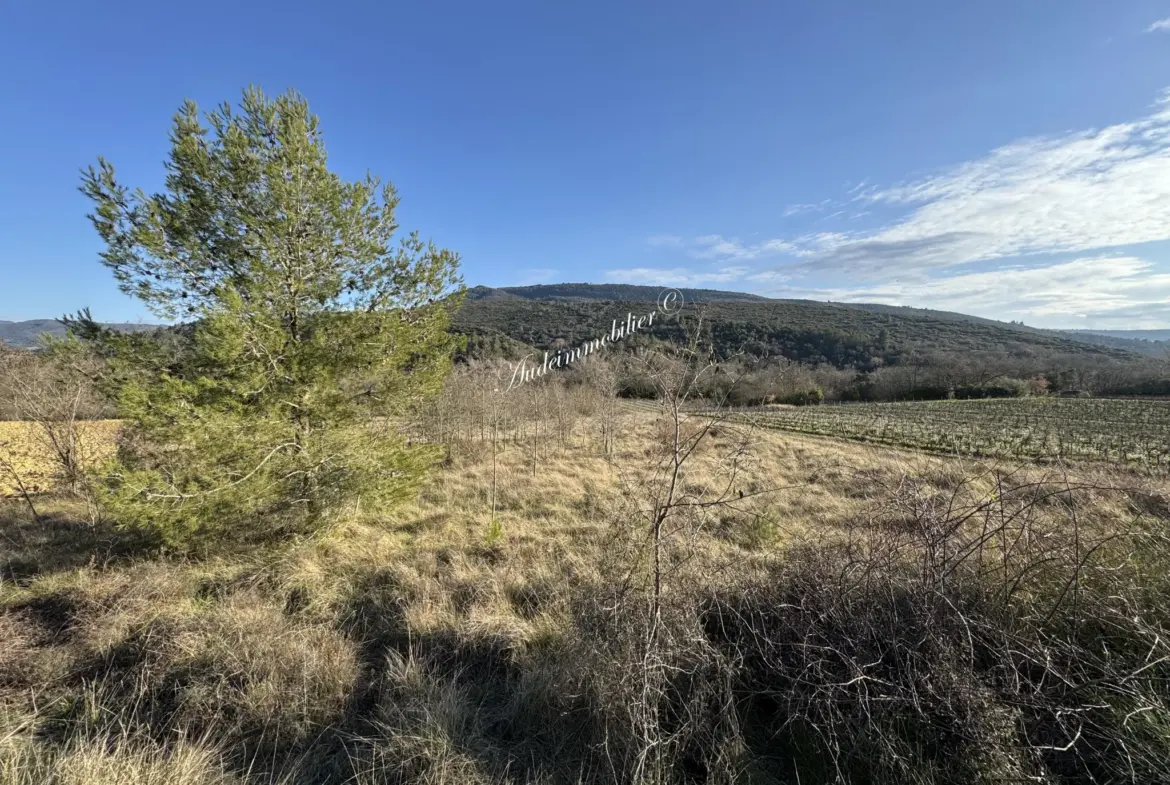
[
  {"xmin": 5, "ymin": 285, "xmax": 1163, "ymax": 370},
  {"xmin": 452, "ymin": 285, "xmax": 1147, "ymax": 370},
  {"xmin": 0, "ymin": 319, "xmax": 158, "ymax": 349}
]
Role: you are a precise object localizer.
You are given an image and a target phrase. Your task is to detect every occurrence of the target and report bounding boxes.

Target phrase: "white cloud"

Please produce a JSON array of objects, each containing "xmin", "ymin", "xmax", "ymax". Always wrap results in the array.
[
  {"xmin": 746, "ymin": 270, "xmax": 790, "ymax": 283},
  {"xmin": 807, "ymin": 93, "xmax": 1170, "ymax": 274},
  {"xmin": 606, "ymin": 256, "xmax": 1170, "ymax": 326},
  {"xmin": 676, "ymin": 90, "xmax": 1170, "ymax": 279},
  {"xmin": 646, "ymin": 234, "xmax": 796, "ymax": 261},
  {"xmin": 1147, "ymin": 18, "xmax": 1170, "ymax": 32},
  {"xmin": 605, "ymin": 266, "xmax": 750, "ymax": 286},
  {"xmin": 769, "ymin": 256, "xmax": 1170, "ymax": 328},
  {"xmin": 783, "ymin": 198, "xmax": 833, "ymax": 216},
  {"xmin": 646, "ymin": 90, "xmax": 1170, "ymax": 325},
  {"xmin": 693, "ymin": 235, "xmax": 797, "ymax": 260}
]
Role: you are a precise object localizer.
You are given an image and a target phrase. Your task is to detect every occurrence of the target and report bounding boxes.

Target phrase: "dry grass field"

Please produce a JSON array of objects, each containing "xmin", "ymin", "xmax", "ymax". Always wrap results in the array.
[
  {"xmin": 2, "ymin": 406, "xmax": 1169, "ymax": 783},
  {"xmin": 0, "ymin": 421, "xmax": 119, "ymax": 497}
]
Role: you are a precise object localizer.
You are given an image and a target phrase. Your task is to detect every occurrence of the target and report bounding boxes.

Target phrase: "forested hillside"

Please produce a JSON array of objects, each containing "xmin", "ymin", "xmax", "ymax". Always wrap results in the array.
[
  {"xmin": 7, "ymin": 285, "xmax": 1159, "ymax": 367},
  {"xmin": 6, "ymin": 286, "xmax": 1165, "ymax": 402},
  {"xmin": 453, "ymin": 286, "xmax": 1141, "ymax": 369}
]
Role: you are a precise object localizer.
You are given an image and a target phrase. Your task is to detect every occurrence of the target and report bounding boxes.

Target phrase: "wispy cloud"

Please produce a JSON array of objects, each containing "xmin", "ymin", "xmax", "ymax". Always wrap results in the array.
[
  {"xmin": 1147, "ymin": 17, "xmax": 1170, "ymax": 33},
  {"xmin": 605, "ymin": 266, "xmax": 750, "ymax": 286},
  {"xmin": 605, "ymin": 255, "xmax": 1170, "ymax": 327},
  {"xmin": 767, "ymin": 256, "xmax": 1170, "ymax": 328},
  {"xmin": 782, "ymin": 198, "xmax": 833, "ymax": 217},
  {"xmin": 803, "ymin": 93, "xmax": 1170, "ymax": 275},
  {"xmin": 646, "ymin": 234, "xmax": 796, "ymax": 261},
  {"xmin": 647, "ymin": 89, "xmax": 1170, "ymax": 325},
  {"xmin": 745, "ymin": 270, "xmax": 790, "ymax": 283}
]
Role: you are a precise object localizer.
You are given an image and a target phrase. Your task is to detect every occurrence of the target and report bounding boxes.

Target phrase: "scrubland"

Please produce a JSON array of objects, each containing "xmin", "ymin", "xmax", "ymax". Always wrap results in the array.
[{"xmin": 3, "ymin": 403, "xmax": 1170, "ymax": 784}]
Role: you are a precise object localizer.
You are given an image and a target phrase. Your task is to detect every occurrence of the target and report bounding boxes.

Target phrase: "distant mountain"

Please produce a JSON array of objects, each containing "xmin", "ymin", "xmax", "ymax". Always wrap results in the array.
[
  {"xmin": 1053, "ymin": 329, "xmax": 1170, "ymax": 357},
  {"xmin": 1066, "ymin": 329, "xmax": 1170, "ymax": 341},
  {"xmin": 804, "ymin": 302, "xmax": 1170, "ymax": 359},
  {"xmin": 0, "ymin": 319, "xmax": 159, "ymax": 349}
]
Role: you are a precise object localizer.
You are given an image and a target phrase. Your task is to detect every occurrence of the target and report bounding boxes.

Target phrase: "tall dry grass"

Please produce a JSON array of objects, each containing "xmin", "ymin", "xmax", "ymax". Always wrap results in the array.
[{"xmin": 3, "ymin": 385, "xmax": 1169, "ymax": 783}]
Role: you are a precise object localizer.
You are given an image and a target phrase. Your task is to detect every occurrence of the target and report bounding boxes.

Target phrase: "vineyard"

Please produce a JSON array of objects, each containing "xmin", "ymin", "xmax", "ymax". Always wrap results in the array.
[{"xmin": 723, "ymin": 398, "xmax": 1170, "ymax": 470}]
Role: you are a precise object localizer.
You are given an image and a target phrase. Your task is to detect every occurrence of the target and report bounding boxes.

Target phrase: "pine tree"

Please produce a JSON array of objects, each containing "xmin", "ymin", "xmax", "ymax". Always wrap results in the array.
[{"xmin": 73, "ymin": 87, "xmax": 464, "ymax": 547}]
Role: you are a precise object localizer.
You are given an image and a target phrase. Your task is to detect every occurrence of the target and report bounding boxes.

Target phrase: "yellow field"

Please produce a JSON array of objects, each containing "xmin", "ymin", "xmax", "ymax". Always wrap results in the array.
[{"xmin": 0, "ymin": 420, "xmax": 119, "ymax": 496}]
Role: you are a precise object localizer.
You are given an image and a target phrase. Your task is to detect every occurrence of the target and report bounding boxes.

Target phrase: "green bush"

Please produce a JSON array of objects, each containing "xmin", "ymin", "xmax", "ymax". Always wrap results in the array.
[
  {"xmin": 954, "ymin": 377, "xmax": 1029, "ymax": 399},
  {"xmin": 780, "ymin": 388, "xmax": 824, "ymax": 406}
]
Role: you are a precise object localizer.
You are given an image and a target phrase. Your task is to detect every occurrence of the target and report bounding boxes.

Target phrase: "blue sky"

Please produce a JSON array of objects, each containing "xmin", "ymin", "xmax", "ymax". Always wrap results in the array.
[{"xmin": 3, "ymin": 1, "xmax": 1170, "ymax": 328}]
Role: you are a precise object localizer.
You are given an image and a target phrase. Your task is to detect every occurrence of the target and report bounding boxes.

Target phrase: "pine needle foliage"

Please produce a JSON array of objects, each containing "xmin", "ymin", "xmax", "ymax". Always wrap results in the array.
[{"xmin": 72, "ymin": 86, "xmax": 464, "ymax": 547}]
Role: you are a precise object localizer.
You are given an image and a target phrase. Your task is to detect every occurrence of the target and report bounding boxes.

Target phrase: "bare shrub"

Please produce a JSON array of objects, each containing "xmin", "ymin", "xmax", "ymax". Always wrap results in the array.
[
  {"xmin": 701, "ymin": 475, "xmax": 1170, "ymax": 783},
  {"xmin": 0, "ymin": 341, "xmax": 106, "ymax": 517},
  {"xmin": 563, "ymin": 319, "xmax": 771, "ymax": 784}
]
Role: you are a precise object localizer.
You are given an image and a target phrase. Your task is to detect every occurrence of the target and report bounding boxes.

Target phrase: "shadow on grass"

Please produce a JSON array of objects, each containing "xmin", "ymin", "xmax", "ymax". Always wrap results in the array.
[
  {"xmin": 0, "ymin": 498, "xmax": 155, "ymax": 586},
  {"xmin": 21, "ymin": 563, "xmax": 599, "ymax": 784}
]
